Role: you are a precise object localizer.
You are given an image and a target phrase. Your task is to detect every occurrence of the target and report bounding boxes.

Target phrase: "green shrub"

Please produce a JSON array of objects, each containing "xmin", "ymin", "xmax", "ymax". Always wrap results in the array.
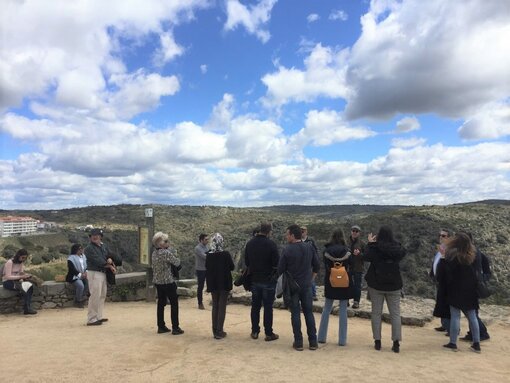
[
  {"xmin": 31, "ymin": 254, "xmax": 43, "ymax": 265},
  {"xmin": 2, "ymin": 244, "xmax": 18, "ymax": 259}
]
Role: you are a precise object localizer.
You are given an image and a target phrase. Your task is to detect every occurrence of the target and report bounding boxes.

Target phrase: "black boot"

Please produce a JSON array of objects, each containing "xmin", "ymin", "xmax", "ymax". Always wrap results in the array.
[
  {"xmin": 392, "ymin": 340, "xmax": 400, "ymax": 353},
  {"xmin": 374, "ymin": 340, "xmax": 381, "ymax": 350}
]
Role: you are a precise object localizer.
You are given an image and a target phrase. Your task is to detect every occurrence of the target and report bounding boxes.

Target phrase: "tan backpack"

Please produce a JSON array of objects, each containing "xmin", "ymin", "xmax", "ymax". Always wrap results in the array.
[{"xmin": 329, "ymin": 262, "xmax": 349, "ymax": 288}]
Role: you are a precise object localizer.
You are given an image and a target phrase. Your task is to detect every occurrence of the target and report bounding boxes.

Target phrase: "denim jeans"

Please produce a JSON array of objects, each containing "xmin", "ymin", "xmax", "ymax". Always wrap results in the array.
[
  {"xmin": 450, "ymin": 306, "xmax": 479, "ymax": 344},
  {"xmin": 3, "ymin": 280, "xmax": 33, "ymax": 312},
  {"xmin": 318, "ymin": 298, "xmax": 348, "ymax": 345},
  {"xmin": 289, "ymin": 287, "xmax": 317, "ymax": 345},
  {"xmin": 441, "ymin": 317, "xmax": 451, "ymax": 331},
  {"xmin": 250, "ymin": 281, "xmax": 276, "ymax": 335},
  {"xmin": 196, "ymin": 270, "xmax": 207, "ymax": 305},
  {"xmin": 351, "ymin": 272, "xmax": 363, "ymax": 303},
  {"xmin": 72, "ymin": 279, "xmax": 89, "ymax": 303},
  {"xmin": 311, "ymin": 281, "xmax": 317, "ymax": 297}
]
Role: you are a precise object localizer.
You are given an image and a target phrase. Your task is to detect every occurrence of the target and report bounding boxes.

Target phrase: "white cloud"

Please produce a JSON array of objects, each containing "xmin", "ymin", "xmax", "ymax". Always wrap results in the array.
[
  {"xmin": 153, "ymin": 31, "xmax": 185, "ymax": 66},
  {"xmin": 329, "ymin": 10, "xmax": 348, "ymax": 21},
  {"xmin": 391, "ymin": 137, "xmax": 426, "ymax": 148},
  {"xmin": 307, "ymin": 14, "xmax": 320, "ymax": 23},
  {"xmin": 395, "ymin": 116, "xmax": 420, "ymax": 133},
  {"xmin": 0, "ymin": 113, "xmax": 81, "ymax": 141},
  {"xmin": 0, "ymin": 0, "xmax": 208, "ymax": 111},
  {"xmin": 293, "ymin": 109, "xmax": 376, "ymax": 146},
  {"xmin": 345, "ymin": 0, "xmax": 510, "ymax": 120},
  {"xmin": 206, "ymin": 93, "xmax": 235, "ymax": 132},
  {"xmin": 224, "ymin": 0, "xmax": 277, "ymax": 43},
  {"xmin": 200, "ymin": 64, "xmax": 208, "ymax": 74},
  {"xmin": 458, "ymin": 101, "xmax": 510, "ymax": 140},
  {"xmin": 261, "ymin": 44, "xmax": 350, "ymax": 107}
]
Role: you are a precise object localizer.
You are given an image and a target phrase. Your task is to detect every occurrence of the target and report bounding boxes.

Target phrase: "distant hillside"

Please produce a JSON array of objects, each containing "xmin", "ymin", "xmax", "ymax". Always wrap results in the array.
[{"xmin": 1, "ymin": 201, "xmax": 509, "ymax": 304}]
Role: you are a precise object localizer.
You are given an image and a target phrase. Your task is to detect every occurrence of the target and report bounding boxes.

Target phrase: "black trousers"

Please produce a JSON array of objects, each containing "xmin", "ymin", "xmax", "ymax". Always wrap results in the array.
[
  {"xmin": 211, "ymin": 290, "xmax": 229, "ymax": 335},
  {"xmin": 156, "ymin": 283, "xmax": 179, "ymax": 329},
  {"xmin": 196, "ymin": 270, "xmax": 207, "ymax": 305}
]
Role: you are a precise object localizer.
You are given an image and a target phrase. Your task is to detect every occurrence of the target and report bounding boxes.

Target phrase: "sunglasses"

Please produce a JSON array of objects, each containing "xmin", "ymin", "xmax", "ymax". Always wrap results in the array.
[
  {"xmin": 439, "ymin": 234, "xmax": 447, "ymax": 238},
  {"xmin": 351, "ymin": 229, "xmax": 360, "ymax": 233}
]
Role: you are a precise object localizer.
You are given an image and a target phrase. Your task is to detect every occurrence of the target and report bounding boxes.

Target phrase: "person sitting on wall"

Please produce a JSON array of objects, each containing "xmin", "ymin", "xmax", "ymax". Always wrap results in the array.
[
  {"xmin": 66, "ymin": 243, "xmax": 89, "ymax": 308},
  {"xmin": 2, "ymin": 248, "xmax": 37, "ymax": 315}
]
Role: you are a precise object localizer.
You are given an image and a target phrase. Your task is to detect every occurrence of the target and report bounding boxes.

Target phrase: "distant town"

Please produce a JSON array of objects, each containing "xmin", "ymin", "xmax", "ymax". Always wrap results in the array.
[{"xmin": 0, "ymin": 216, "xmax": 98, "ymax": 237}]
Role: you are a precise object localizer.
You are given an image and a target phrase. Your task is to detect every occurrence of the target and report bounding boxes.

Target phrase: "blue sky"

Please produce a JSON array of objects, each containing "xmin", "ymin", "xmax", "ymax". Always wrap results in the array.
[{"xmin": 0, "ymin": 0, "xmax": 509, "ymax": 209}]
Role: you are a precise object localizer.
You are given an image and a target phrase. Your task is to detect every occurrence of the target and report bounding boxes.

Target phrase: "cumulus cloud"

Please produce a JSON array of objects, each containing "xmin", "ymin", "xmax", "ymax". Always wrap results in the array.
[
  {"xmin": 395, "ymin": 116, "xmax": 420, "ymax": 133},
  {"xmin": 293, "ymin": 109, "xmax": 376, "ymax": 146},
  {"xmin": 200, "ymin": 64, "xmax": 208, "ymax": 74},
  {"xmin": 391, "ymin": 137, "xmax": 426, "ymax": 148},
  {"xmin": 0, "ymin": 0, "xmax": 208, "ymax": 111},
  {"xmin": 153, "ymin": 31, "xmax": 185, "ymax": 66},
  {"xmin": 223, "ymin": 0, "xmax": 277, "ymax": 43},
  {"xmin": 345, "ymin": 0, "xmax": 510, "ymax": 120},
  {"xmin": 458, "ymin": 101, "xmax": 510, "ymax": 140},
  {"xmin": 307, "ymin": 14, "xmax": 320, "ymax": 23},
  {"xmin": 261, "ymin": 44, "xmax": 350, "ymax": 107},
  {"xmin": 329, "ymin": 10, "xmax": 348, "ymax": 21}
]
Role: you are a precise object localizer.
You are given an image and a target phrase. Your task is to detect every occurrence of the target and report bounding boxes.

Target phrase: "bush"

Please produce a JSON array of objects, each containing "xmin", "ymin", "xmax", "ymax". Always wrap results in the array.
[
  {"xmin": 31, "ymin": 254, "xmax": 43, "ymax": 265},
  {"xmin": 2, "ymin": 244, "xmax": 18, "ymax": 259},
  {"xmin": 18, "ymin": 237, "xmax": 34, "ymax": 249}
]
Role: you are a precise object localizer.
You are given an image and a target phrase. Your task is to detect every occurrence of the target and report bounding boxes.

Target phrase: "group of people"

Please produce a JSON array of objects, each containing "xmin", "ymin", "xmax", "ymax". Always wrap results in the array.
[{"xmin": 1, "ymin": 222, "xmax": 491, "ymax": 355}]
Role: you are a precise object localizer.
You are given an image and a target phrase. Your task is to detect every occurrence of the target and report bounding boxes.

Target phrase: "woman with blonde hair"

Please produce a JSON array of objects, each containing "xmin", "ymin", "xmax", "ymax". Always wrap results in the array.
[
  {"xmin": 437, "ymin": 232, "xmax": 481, "ymax": 352},
  {"xmin": 152, "ymin": 232, "xmax": 184, "ymax": 335}
]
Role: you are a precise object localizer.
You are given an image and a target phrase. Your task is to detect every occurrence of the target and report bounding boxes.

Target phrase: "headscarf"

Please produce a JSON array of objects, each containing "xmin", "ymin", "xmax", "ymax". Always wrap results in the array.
[{"xmin": 211, "ymin": 233, "xmax": 224, "ymax": 252}]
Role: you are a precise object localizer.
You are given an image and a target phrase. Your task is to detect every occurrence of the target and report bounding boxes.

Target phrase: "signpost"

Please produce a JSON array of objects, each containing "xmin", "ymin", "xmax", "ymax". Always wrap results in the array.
[{"xmin": 142, "ymin": 207, "xmax": 155, "ymax": 301}]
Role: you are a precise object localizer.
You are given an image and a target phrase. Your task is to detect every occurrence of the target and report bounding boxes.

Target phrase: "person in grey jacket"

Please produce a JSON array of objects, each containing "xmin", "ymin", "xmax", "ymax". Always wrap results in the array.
[
  {"xmin": 195, "ymin": 233, "xmax": 209, "ymax": 310},
  {"xmin": 84, "ymin": 228, "xmax": 116, "ymax": 326}
]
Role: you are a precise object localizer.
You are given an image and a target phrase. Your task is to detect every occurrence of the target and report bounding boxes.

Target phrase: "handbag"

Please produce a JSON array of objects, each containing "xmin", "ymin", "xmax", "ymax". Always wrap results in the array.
[
  {"xmin": 329, "ymin": 262, "xmax": 349, "ymax": 288},
  {"xmin": 476, "ymin": 270, "xmax": 491, "ymax": 299},
  {"xmin": 234, "ymin": 268, "xmax": 251, "ymax": 291}
]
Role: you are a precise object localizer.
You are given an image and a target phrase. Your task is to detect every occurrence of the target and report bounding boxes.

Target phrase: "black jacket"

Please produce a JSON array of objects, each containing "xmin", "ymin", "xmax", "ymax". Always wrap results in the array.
[
  {"xmin": 206, "ymin": 250, "xmax": 234, "ymax": 292},
  {"xmin": 323, "ymin": 244, "xmax": 354, "ymax": 300},
  {"xmin": 437, "ymin": 255, "xmax": 479, "ymax": 311},
  {"xmin": 245, "ymin": 234, "xmax": 279, "ymax": 283},
  {"xmin": 363, "ymin": 241, "xmax": 406, "ymax": 291}
]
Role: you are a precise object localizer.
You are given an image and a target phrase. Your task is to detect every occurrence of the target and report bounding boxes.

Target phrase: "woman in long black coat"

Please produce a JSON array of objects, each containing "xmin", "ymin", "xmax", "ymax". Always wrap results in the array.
[
  {"xmin": 437, "ymin": 232, "xmax": 481, "ymax": 353},
  {"xmin": 317, "ymin": 229, "xmax": 353, "ymax": 346},
  {"xmin": 206, "ymin": 233, "xmax": 234, "ymax": 340}
]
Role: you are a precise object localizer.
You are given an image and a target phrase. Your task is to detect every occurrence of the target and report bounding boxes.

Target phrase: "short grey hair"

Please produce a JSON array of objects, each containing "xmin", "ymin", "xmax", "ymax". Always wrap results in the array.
[{"xmin": 152, "ymin": 232, "xmax": 168, "ymax": 247}]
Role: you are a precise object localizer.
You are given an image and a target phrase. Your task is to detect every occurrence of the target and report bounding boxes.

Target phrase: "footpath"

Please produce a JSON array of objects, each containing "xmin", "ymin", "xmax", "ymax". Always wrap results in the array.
[{"xmin": 1, "ymin": 292, "xmax": 509, "ymax": 383}]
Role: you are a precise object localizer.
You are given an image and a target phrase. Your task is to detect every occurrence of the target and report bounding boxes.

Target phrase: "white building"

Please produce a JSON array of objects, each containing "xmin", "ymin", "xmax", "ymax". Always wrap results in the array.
[{"xmin": 0, "ymin": 216, "xmax": 38, "ymax": 237}]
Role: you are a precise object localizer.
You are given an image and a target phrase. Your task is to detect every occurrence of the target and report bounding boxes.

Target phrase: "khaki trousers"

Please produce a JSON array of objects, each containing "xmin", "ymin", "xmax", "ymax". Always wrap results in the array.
[{"xmin": 87, "ymin": 271, "xmax": 107, "ymax": 324}]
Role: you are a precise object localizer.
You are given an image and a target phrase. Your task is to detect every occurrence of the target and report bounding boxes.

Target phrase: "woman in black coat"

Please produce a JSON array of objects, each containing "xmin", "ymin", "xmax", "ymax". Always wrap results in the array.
[
  {"xmin": 437, "ymin": 232, "xmax": 481, "ymax": 353},
  {"xmin": 317, "ymin": 229, "xmax": 353, "ymax": 346},
  {"xmin": 363, "ymin": 226, "xmax": 406, "ymax": 353},
  {"xmin": 206, "ymin": 233, "xmax": 234, "ymax": 340}
]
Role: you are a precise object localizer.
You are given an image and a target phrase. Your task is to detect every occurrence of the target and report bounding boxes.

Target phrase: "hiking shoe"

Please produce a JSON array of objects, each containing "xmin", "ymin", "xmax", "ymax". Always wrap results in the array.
[
  {"xmin": 318, "ymin": 340, "xmax": 326, "ymax": 344},
  {"xmin": 460, "ymin": 334, "xmax": 472, "ymax": 341},
  {"xmin": 443, "ymin": 343, "xmax": 458, "ymax": 351},
  {"xmin": 435, "ymin": 326, "xmax": 447, "ymax": 332},
  {"xmin": 470, "ymin": 342, "xmax": 481, "ymax": 353},
  {"xmin": 87, "ymin": 320, "xmax": 102, "ymax": 326},
  {"xmin": 264, "ymin": 333, "xmax": 279, "ymax": 342},
  {"xmin": 374, "ymin": 340, "xmax": 381, "ymax": 351},
  {"xmin": 293, "ymin": 342, "xmax": 304, "ymax": 351},
  {"xmin": 250, "ymin": 332, "xmax": 259, "ymax": 339},
  {"xmin": 198, "ymin": 303, "xmax": 205, "ymax": 310},
  {"xmin": 480, "ymin": 334, "xmax": 490, "ymax": 342},
  {"xmin": 214, "ymin": 333, "xmax": 223, "ymax": 339},
  {"xmin": 352, "ymin": 301, "xmax": 359, "ymax": 309},
  {"xmin": 157, "ymin": 326, "xmax": 171, "ymax": 334},
  {"xmin": 23, "ymin": 309, "xmax": 37, "ymax": 315},
  {"xmin": 309, "ymin": 342, "xmax": 318, "ymax": 350},
  {"xmin": 99, "ymin": 318, "xmax": 108, "ymax": 323},
  {"xmin": 172, "ymin": 327, "xmax": 184, "ymax": 335},
  {"xmin": 392, "ymin": 341, "xmax": 400, "ymax": 353}
]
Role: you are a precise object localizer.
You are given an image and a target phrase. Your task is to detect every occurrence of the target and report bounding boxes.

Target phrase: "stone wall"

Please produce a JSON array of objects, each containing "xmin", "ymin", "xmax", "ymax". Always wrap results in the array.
[{"xmin": 0, "ymin": 273, "xmax": 197, "ymax": 314}]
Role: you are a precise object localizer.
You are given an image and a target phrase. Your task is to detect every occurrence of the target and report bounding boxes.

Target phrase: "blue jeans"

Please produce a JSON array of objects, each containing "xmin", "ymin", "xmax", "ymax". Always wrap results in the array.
[
  {"xmin": 311, "ymin": 281, "xmax": 317, "ymax": 297},
  {"xmin": 450, "ymin": 306, "xmax": 479, "ymax": 344},
  {"xmin": 250, "ymin": 281, "xmax": 276, "ymax": 335},
  {"xmin": 441, "ymin": 317, "xmax": 451, "ymax": 331},
  {"xmin": 72, "ymin": 279, "xmax": 89, "ymax": 303},
  {"xmin": 352, "ymin": 272, "xmax": 362, "ymax": 303},
  {"xmin": 289, "ymin": 287, "xmax": 317, "ymax": 345},
  {"xmin": 318, "ymin": 298, "xmax": 348, "ymax": 345}
]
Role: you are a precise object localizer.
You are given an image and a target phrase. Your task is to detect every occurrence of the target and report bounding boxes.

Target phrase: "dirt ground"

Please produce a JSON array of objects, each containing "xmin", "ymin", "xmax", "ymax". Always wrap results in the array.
[{"xmin": 1, "ymin": 298, "xmax": 509, "ymax": 383}]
